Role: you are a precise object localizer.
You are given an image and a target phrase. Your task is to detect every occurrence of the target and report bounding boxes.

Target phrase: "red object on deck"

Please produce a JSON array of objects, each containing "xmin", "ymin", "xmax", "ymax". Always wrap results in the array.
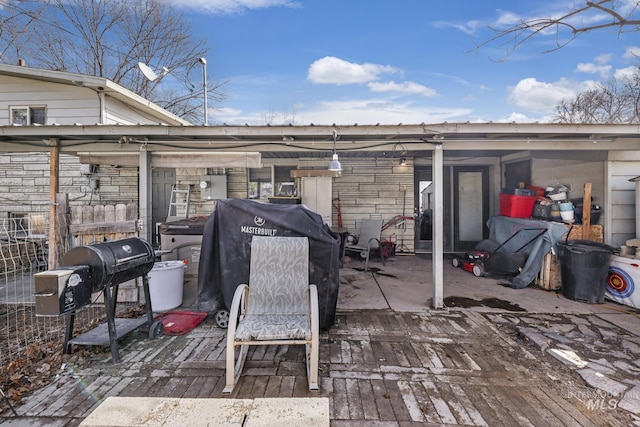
[{"xmin": 153, "ymin": 310, "xmax": 207, "ymax": 336}]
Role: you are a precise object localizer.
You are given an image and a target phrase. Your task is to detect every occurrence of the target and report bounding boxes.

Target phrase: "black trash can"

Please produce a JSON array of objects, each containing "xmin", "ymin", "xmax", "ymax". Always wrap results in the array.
[{"xmin": 556, "ymin": 240, "xmax": 616, "ymax": 303}]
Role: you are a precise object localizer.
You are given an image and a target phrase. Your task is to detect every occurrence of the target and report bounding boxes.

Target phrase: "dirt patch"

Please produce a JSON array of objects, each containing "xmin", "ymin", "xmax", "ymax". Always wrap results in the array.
[
  {"xmin": 443, "ymin": 295, "xmax": 527, "ymax": 312},
  {"xmin": 0, "ymin": 304, "xmax": 146, "ymax": 416}
]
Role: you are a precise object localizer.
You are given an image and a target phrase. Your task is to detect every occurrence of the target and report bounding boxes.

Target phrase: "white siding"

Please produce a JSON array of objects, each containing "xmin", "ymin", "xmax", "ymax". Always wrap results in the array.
[
  {"xmin": 105, "ymin": 96, "xmax": 170, "ymax": 125},
  {"xmin": 606, "ymin": 157, "xmax": 639, "ymax": 247},
  {"xmin": 0, "ymin": 75, "xmax": 101, "ymax": 124}
]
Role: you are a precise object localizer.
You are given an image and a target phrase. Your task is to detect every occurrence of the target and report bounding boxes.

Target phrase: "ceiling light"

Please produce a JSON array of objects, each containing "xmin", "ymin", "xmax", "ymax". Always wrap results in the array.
[{"xmin": 328, "ymin": 129, "xmax": 342, "ymax": 171}]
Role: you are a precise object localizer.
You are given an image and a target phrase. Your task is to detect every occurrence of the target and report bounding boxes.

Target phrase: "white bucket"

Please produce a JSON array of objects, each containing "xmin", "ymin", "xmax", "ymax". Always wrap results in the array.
[
  {"xmin": 560, "ymin": 210, "xmax": 575, "ymax": 221},
  {"xmin": 148, "ymin": 260, "xmax": 185, "ymax": 312}
]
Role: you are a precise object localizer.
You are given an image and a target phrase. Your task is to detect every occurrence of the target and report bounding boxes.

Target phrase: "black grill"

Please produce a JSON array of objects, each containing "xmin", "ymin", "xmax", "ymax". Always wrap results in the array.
[
  {"xmin": 61, "ymin": 237, "xmax": 154, "ymax": 293},
  {"xmin": 34, "ymin": 237, "xmax": 163, "ymax": 363}
]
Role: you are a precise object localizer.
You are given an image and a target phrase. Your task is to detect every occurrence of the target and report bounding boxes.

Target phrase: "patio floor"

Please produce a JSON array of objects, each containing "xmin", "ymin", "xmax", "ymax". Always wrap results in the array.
[{"xmin": 2, "ymin": 254, "xmax": 639, "ymax": 426}]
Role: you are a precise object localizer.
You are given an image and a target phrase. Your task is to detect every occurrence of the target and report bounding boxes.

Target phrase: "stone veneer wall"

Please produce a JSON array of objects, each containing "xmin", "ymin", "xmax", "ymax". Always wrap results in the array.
[
  {"xmin": 0, "ymin": 152, "xmax": 137, "ymax": 219},
  {"xmin": 0, "ymin": 153, "xmax": 413, "ymax": 250},
  {"xmin": 330, "ymin": 156, "xmax": 415, "ymax": 252}
]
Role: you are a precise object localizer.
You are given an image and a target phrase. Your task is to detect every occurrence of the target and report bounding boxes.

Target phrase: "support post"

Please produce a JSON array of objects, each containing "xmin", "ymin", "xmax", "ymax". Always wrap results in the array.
[
  {"xmin": 432, "ymin": 143, "xmax": 444, "ymax": 309},
  {"xmin": 582, "ymin": 183, "xmax": 592, "ymax": 240},
  {"xmin": 48, "ymin": 138, "xmax": 60, "ymax": 269},
  {"xmin": 139, "ymin": 146, "xmax": 152, "ymax": 243}
]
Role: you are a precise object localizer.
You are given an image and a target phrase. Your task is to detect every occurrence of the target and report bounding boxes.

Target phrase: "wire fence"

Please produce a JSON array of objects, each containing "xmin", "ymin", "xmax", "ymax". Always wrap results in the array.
[{"xmin": 0, "ymin": 203, "xmax": 140, "ymax": 368}]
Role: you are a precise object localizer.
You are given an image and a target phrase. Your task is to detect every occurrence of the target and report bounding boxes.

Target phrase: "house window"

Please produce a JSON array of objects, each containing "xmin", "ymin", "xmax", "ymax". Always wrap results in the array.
[
  {"xmin": 249, "ymin": 167, "xmax": 272, "ymax": 200},
  {"xmin": 10, "ymin": 106, "xmax": 46, "ymax": 125},
  {"xmin": 274, "ymin": 166, "xmax": 296, "ymax": 196}
]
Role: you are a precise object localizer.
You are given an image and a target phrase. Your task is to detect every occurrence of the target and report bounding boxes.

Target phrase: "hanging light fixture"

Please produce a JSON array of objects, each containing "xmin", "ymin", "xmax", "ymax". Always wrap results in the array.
[
  {"xmin": 328, "ymin": 129, "xmax": 342, "ymax": 171},
  {"xmin": 399, "ymin": 157, "xmax": 406, "ymax": 166}
]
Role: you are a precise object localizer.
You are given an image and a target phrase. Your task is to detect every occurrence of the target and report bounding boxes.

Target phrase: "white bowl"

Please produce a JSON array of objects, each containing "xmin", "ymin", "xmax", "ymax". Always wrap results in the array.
[{"xmin": 549, "ymin": 192, "xmax": 566, "ymax": 201}]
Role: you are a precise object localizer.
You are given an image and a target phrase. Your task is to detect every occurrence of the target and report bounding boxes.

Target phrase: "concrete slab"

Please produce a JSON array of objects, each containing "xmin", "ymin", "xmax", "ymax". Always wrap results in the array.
[
  {"xmin": 246, "ymin": 398, "xmax": 330, "ymax": 427},
  {"xmin": 80, "ymin": 396, "xmax": 330, "ymax": 427},
  {"xmin": 337, "ymin": 254, "xmax": 632, "ymax": 315}
]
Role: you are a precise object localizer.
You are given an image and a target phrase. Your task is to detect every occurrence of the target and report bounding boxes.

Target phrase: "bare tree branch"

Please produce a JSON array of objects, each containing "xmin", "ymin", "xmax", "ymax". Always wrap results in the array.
[
  {"xmin": 477, "ymin": 1, "xmax": 640, "ymax": 57},
  {"xmin": 0, "ymin": 0, "xmax": 226, "ymax": 123},
  {"xmin": 553, "ymin": 66, "xmax": 640, "ymax": 124}
]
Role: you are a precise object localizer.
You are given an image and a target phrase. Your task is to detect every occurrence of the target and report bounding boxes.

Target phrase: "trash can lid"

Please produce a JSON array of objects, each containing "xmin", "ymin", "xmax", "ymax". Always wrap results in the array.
[
  {"xmin": 558, "ymin": 240, "xmax": 616, "ymax": 253},
  {"xmin": 152, "ymin": 260, "xmax": 186, "ymax": 270}
]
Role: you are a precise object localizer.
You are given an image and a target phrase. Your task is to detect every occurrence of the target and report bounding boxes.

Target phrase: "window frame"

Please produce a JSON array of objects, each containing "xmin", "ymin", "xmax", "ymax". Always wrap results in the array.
[{"xmin": 9, "ymin": 105, "xmax": 46, "ymax": 125}]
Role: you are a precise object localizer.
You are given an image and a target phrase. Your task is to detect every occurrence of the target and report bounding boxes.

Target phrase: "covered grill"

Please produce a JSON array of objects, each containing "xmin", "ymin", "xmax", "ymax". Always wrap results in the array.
[{"xmin": 34, "ymin": 237, "xmax": 163, "ymax": 363}]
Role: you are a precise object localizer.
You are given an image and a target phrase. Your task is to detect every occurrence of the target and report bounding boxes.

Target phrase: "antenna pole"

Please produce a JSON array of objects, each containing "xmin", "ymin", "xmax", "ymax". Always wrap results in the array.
[{"xmin": 199, "ymin": 58, "xmax": 208, "ymax": 126}]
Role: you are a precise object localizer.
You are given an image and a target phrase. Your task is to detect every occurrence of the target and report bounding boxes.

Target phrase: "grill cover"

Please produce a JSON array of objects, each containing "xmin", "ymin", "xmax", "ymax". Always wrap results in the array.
[
  {"xmin": 61, "ymin": 237, "xmax": 154, "ymax": 292},
  {"xmin": 197, "ymin": 199, "xmax": 340, "ymax": 329}
]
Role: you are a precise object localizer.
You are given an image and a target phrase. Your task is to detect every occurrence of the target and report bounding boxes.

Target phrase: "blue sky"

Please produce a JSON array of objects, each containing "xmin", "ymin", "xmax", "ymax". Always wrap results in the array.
[{"xmin": 169, "ymin": 0, "xmax": 639, "ymax": 126}]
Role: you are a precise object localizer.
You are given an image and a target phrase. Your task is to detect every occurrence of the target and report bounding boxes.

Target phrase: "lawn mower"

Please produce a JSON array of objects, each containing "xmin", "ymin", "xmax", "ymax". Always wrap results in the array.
[{"xmin": 452, "ymin": 227, "xmax": 547, "ymax": 277}]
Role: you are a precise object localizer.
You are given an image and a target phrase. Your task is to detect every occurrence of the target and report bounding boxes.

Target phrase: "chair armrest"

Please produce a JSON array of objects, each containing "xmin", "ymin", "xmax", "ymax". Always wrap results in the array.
[
  {"xmin": 309, "ymin": 284, "xmax": 319, "ymax": 337},
  {"xmin": 227, "ymin": 284, "xmax": 249, "ymax": 336}
]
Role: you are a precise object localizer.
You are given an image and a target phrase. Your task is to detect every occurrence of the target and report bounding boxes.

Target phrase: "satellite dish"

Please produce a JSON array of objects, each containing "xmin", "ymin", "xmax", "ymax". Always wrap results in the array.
[
  {"xmin": 138, "ymin": 62, "xmax": 170, "ymax": 82},
  {"xmin": 138, "ymin": 62, "xmax": 159, "ymax": 81}
]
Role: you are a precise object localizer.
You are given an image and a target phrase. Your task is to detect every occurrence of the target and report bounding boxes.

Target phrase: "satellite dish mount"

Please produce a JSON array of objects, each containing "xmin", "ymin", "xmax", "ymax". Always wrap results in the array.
[{"xmin": 138, "ymin": 62, "xmax": 170, "ymax": 82}]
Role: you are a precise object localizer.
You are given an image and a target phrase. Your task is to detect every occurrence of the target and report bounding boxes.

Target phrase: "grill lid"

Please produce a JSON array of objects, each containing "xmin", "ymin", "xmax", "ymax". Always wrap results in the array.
[{"xmin": 61, "ymin": 237, "xmax": 154, "ymax": 292}]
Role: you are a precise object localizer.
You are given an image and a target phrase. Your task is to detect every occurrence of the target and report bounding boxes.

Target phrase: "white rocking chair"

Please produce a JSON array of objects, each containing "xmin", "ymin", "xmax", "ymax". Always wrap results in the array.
[{"xmin": 223, "ymin": 236, "xmax": 319, "ymax": 394}]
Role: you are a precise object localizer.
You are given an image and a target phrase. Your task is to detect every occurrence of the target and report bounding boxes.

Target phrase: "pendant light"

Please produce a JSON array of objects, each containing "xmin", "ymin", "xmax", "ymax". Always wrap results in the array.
[{"xmin": 328, "ymin": 129, "xmax": 342, "ymax": 171}]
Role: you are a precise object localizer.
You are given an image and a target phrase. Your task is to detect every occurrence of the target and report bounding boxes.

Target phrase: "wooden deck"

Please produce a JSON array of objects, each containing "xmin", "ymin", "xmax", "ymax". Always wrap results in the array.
[{"xmin": 4, "ymin": 308, "xmax": 634, "ymax": 426}]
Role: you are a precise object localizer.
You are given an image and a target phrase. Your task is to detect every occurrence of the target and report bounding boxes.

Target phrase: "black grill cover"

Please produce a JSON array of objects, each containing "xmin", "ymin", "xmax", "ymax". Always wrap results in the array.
[{"xmin": 197, "ymin": 199, "xmax": 340, "ymax": 329}]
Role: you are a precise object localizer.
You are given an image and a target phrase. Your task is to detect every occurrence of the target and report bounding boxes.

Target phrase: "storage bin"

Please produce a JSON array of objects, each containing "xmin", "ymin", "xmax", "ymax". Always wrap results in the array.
[
  {"xmin": 499, "ymin": 193, "xmax": 537, "ymax": 218},
  {"xmin": 514, "ymin": 188, "xmax": 537, "ymax": 196}
]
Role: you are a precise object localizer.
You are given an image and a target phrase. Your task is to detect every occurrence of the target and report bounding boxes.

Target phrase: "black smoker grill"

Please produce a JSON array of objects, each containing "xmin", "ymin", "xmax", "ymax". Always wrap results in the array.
[{"xmin": 34, "ymin": 237, "xmax": 163, "ymax": 363}]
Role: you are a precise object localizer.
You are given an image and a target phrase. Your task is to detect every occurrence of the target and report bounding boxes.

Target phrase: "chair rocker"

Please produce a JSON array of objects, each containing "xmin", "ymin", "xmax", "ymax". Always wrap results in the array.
[
  {"xmin": 342, "ymin": 218, "xmax": 385, "ymax": 271},
  {"xmin": 223, "ymin": 236, "xmax": 319, "ymax": 394}
]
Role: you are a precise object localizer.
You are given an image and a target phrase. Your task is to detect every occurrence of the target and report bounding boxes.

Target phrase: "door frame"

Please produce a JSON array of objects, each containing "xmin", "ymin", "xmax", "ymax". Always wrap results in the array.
[{"xmin": 453, "ymin": 166, "xmax": 490, "ymax": 251}]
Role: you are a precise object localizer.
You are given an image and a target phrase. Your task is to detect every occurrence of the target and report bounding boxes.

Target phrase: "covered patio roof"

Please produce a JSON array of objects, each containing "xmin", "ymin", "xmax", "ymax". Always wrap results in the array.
[{"xmin": 1, "ymin": 122, "xmax": 639, "ymax": 159}]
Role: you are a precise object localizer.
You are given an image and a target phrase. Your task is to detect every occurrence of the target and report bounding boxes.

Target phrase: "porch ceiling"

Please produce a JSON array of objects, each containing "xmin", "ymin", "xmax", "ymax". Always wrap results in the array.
[{"xmin": 1, "ymin": 122, "xmax": 639, "ymax": 158}]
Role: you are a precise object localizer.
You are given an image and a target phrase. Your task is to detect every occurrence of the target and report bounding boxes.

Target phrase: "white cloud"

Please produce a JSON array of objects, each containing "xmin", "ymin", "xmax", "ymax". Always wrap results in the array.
[
  {"xmin": 576, "ymin": 62, "xmax": 611, "ymax": 77},
  {"xmin": 301, "ymin": 100, "xmax": 472, "ymax": 125},
  {"xmin": 496, "ymin": 112, "xmax": 553, "ymax": 123},
  {"xmin": 614, "ymin": 66, "xmax": 638, "ymax": 81},
  {"xmin": 432, "ymin": 20, "xmax": 484, "ymax": 35},
  {"xmin": 508, "ymin": 77, "xmax": 595, "ymax": 112},
  {"xmin": 623, "ymin": 46, "xmax": 640, "ymax": 60},
  {"xmin": 308, "ymin": 56, "xmax": 398, "ymax": 85},
  {"xmin": 167, "ymin": 0, "xmax": 299, "ymax": 14},
  {"xmin": 210, "ymin": 99, "xmax": 473, "ymax": 126},
  {"xmin": 594, "ymin": 53, "xmax": 612, "ymax": 64},
  {"xmin": 367, "ymin": 81, "xmax": 438, "ymax": 98}
]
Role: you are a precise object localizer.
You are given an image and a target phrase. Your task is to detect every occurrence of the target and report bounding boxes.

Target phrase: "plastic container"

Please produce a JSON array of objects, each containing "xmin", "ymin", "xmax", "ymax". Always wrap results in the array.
[
  {"xmin": 558, "ymin": 201, "xmax": 573, "ymax": 211},
  {"xmin": 557, "ymin": 240, "xmax": 615, "ymax": 303},
  {"xmin": 499, "ymin": 194, "xmax": 536, "ymax": 218},
  {"xmin": 147, "ymin": 260, "xmax": 185, "ymax": 311},
  {"xmin": 514, "ymin": 188, "xmax": 536, "ymax": 196},
  {"xmin": 560, "ymin": 210, "xmax": 575, "ymax": 221},
  {"xmin": 528, "ymin": 186, "xmax": 546, "ymax": 197},
  {"xmin": 549, "ymin": 192, "xmax": 567, "ymax": 201},
  {"xmin": 574, "ymin": 206, "xmax": 602, "ymax": 224}
]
